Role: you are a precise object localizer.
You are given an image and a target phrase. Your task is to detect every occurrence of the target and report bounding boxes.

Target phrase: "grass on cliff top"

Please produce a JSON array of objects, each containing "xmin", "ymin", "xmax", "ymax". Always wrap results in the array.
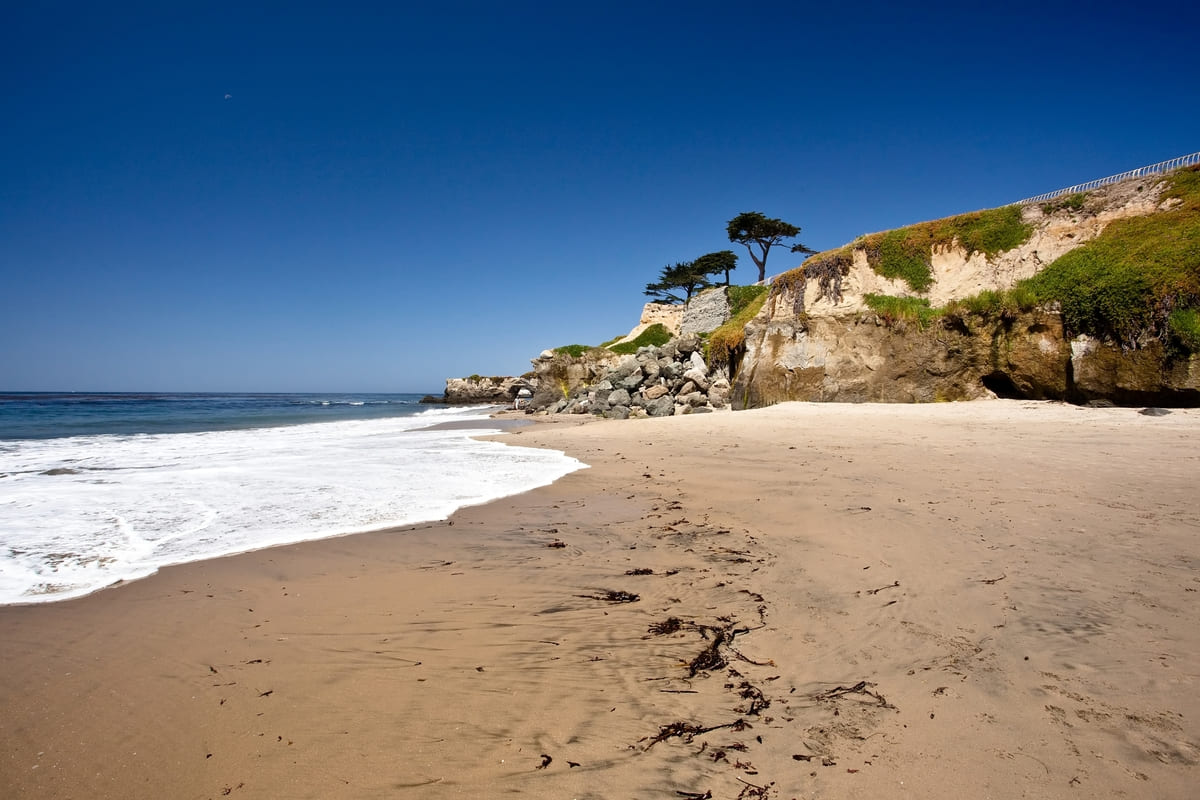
[
  {"xmin": 1017, "ymin": 165, "xmax": 1200, "ymax": 350},
  {"xmin": 856, "ymin": 205, "xmax": 1034, "ymax": 293},
  {"xmin": 553, "ymin": 344, "xmax": 606, "ymax": 358},
  {"xmin": 608, "ymin": 323, "xmax": 672, "ymax": 355},
  {"xmin": 707, "ymin": 287, "xmax": 770, "ymax": 366}
]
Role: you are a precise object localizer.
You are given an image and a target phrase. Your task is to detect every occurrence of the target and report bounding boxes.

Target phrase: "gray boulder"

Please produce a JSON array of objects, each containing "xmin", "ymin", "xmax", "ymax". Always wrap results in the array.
[
  {"xmin": 682, "ymin": 367, "xmax": 710, "ymax": 391},
  {"xmin": 606, "ymin": 405, "xmax": 631, "ymax": 420},
  {"xmin": 643, "ymin": 359, "xmax": 661, "ymax": 383},
  {"xmin": 645, "ymin": 395, "xmax": 675, "ymax": 417},
  {"xmin": 676, "ymin": 333, "xmax": 701, "ymax": 355},
  {"xmin": 607, "ymin": 388, "xmax": 631, "ymax": 407},
  {"xmin": 608, "ymin": 355, "xmax": 639, "ymax": 383}
]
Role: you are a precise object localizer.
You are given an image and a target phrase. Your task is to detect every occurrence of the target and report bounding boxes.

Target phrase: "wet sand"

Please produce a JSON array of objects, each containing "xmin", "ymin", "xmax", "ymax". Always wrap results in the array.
[{"xmin": 1, "ymin": 400, "xmax": 1198, "ymax": 799}]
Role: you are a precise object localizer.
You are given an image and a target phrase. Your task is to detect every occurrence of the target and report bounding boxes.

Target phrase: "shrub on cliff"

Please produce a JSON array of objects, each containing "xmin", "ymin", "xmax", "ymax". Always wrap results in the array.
[
  {"xmin": 1020, "ymin": 165, "xmax": 1200, "ymax": 351},
  {"xmin": 863, "ymin": 294, "xmax": 944, "ymax": 329},
  {"xmin": 554, "ymin": 344, "xmax": 604, "ymax": 358},
  {"xmin": 608, "ymin": 323, "xmax": 672, "ymax": 355},
  {"xmin": 857, "ymin": 205, "xmax": 1034, "ymax": 293},
  {"xmin": 707, "ymin": 286, "xmax": 769, "ymax": 367}
]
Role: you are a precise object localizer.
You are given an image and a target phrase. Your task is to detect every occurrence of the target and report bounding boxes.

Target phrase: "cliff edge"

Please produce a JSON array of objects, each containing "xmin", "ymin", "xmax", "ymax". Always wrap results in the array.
[{"xmin": 731, "ymin": 167, "xmax": 1200, "ymax": 407}]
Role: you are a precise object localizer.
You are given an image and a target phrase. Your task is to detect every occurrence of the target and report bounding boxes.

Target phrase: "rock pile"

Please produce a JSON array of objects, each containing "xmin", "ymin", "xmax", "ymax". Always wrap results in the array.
[{"xmin": 532, "ymin": 333, "xmax": 730, "ymax": 418}]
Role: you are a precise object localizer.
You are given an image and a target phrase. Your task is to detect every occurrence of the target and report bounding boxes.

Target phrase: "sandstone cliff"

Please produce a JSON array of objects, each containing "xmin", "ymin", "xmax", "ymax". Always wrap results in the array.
[
  {"xmin": 733, "ymin": 307, "xmax": 1199, "ymax": 407},
  {"xmin": 732, "ymin": 172, "xmax": 1200, "ymax": 407}
]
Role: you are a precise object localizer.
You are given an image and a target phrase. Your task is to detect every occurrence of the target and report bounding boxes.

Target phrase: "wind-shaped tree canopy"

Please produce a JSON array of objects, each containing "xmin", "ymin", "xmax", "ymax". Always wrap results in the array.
[
  {"xmin": 727, "ymin": 211, "xmax": 813, "ymax": 282},
  {"xmin": 692, "ymin": 250, "xmax": 739, "ymax": 286},
  {"xmin": 644, "ymin": 261, "xmax": 715, "ymax": 304}
]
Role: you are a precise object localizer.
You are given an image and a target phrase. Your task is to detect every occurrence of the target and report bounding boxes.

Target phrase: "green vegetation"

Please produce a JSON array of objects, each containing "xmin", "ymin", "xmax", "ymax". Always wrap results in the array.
[
  {"xmin": 608, "ymin": 323, "xmax": 672, "ymax": 355},
  {"xmin": 727, "ymin": 211, "xmax": 814, "ymax": 283},
  {"xmin": 862, "ymin": 229, "xmax": 936, "ymax": 292},
  {"xmin": 644, "ymin": 259, "xmax": 713, "ymax": 303},
  {"xmin": 944, "ymin": 285, "xmax": 1039, "ymax": 319},
  {"xmin": 863, "ymin": 294, "xmax": 944, "ymax": 329},
  {"xmin": 553, "ymin": 344, "xmax": 600, "ymax": 358},
  {"xmin": 1169, "ymin": 308, "xmax": 1200, "ymax": 352},
  {"xmin": 1041, "ymin": 192, "xmax": 1088, "ymax": 215},
  {"xmin": 857, "ymin": 205, "xmax": 1034, "ymax": 293},
  {"xmin": 646, "ymin": 251, "xmax": 741, "ymax": 303},
  {"xmin": 693, "ymin": 250, "xmax": 739, "ymax": 286},
  {"xmin": 644, "ymin": 262, "xmax": 703, "ymax": 304},
  {"xmin": 726, "ymin": 284, "xmax": 768, "ymax": 317},
  {"xmin": 707, "ymin": 289, "xmax": 770, "ymax": 367},
  {"xmin": 1019, "ymin": 166, "xmax": 1200, "ymax": 350},
  {"xmin": 953, "ymin": 205, "xmax": 1035, "ymax": 256},
  {"xmin": 598, "ymin": 334, "xmax": 625, "ymax": 348}
]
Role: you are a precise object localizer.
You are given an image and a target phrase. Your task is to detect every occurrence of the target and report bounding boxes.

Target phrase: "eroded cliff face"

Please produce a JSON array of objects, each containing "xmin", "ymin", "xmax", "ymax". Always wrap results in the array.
[
  {"xmin": 733, "ymin": 176, "xmax": 1200, "ymax": 407},
  {"xmin": 734, "ymin": 295, "xmax": 1200, "ymax": 408},
  {"xmin": 733, "ymin": 295, "xmax": 1071, "ymax": 407},
  {"xmin": 797, "ymin": 177, "xmax": 1172, "ymax": 317}
]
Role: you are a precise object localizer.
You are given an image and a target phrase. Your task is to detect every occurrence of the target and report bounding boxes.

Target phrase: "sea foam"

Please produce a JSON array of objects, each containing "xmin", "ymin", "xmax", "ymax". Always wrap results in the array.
[{"xmin": 0, "ymin": 406, "xmax": 584, "ymax": 604}]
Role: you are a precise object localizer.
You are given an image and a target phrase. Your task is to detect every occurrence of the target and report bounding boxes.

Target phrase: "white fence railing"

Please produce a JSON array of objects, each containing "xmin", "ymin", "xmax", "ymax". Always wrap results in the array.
[{"xmin": 1015, "ymin": 151, "xmax": 1200, "ymax": 205}]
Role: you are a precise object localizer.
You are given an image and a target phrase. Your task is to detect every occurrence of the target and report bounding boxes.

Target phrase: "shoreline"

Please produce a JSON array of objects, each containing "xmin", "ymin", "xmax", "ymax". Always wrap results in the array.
[{"xmin": 1, "ymin": 400, "xmax": 1198, "ymax": 798}]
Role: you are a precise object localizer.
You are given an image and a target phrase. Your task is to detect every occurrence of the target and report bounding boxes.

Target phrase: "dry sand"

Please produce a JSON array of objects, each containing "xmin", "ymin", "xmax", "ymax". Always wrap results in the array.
[{"xmin": 1, "ymin": 400, "xmax": 1198, "ymax": 799}]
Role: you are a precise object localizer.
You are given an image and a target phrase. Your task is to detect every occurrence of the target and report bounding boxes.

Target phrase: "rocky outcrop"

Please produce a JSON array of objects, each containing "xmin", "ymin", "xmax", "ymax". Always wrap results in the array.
[
  {"xmin": 733, "ymin": 303, "xmax": 1199, "ymax": 407},
  {"xmin": 1070, "ymin": 337, "xmax": 1200, "ymax": 406},
  {"xmin": 435, "ymin": 375, "xmax": 536, "ymax": 405},
  {"xmin": 731, "ymin": 301, "xmax": 1068, "ymax": 406}
]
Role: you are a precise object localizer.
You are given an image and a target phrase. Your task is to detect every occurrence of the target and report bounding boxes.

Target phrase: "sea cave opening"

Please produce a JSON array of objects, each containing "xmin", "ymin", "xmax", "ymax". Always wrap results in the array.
[{"xmin": 981, "ymin": 371, "xmax": 1024, "ymax": 399}]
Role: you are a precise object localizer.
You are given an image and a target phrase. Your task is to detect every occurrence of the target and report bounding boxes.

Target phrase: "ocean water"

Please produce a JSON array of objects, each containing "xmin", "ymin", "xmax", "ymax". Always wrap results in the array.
[{"xmin": 0, "ymin": 393, "xmax": 585, "ymax": 605}]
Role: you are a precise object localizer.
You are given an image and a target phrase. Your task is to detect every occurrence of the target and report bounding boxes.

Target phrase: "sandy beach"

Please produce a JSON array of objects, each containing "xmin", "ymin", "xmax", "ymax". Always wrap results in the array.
[{"xmin": 1, "ymin": 400, "xmax": 1197, "ymax": 799}]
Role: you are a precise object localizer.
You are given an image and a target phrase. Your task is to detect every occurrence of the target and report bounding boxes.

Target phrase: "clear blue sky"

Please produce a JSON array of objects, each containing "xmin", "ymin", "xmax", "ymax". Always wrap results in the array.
[{"xmin": 3, "ymin": 1, "xmax": 1197, "ymax": 392}]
